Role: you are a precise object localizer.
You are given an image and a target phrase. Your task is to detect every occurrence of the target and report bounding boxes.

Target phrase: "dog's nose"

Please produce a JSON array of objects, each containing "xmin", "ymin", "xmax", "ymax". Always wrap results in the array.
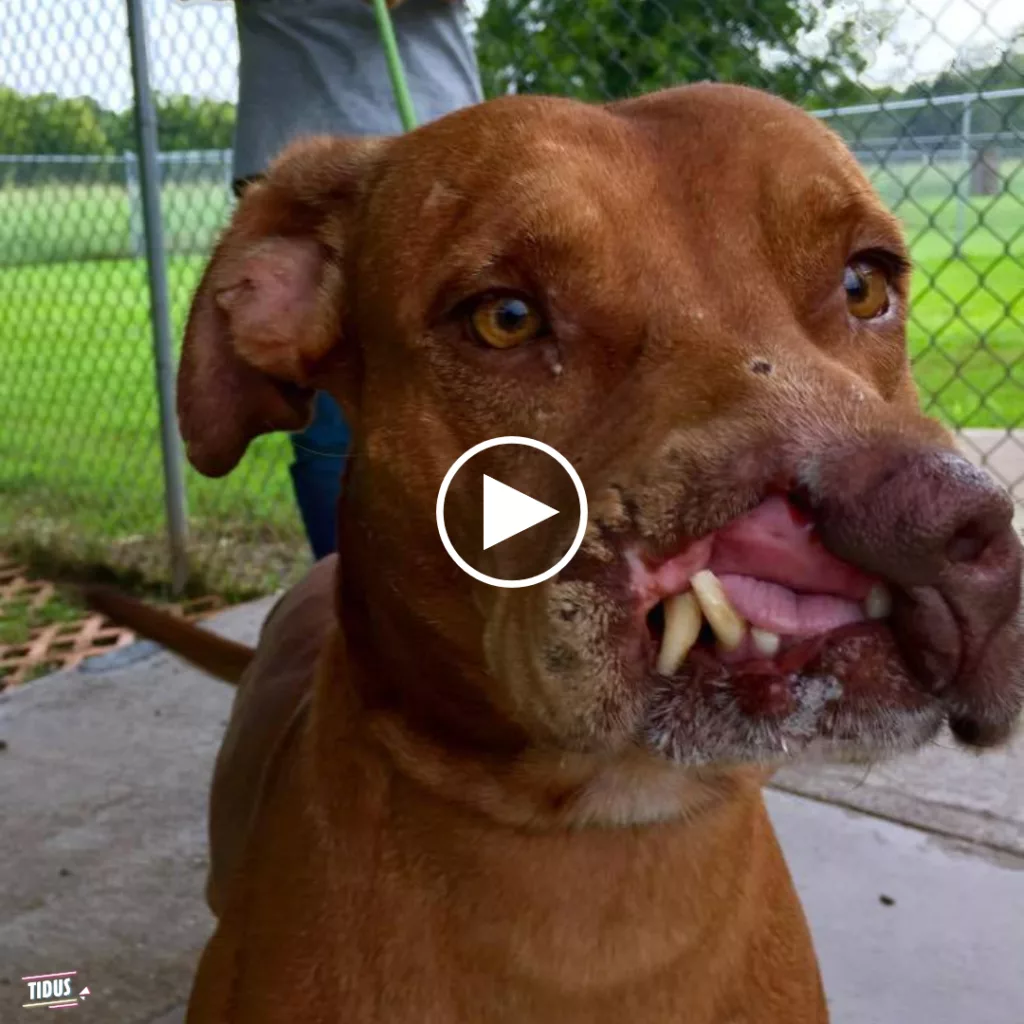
[
  {"xmin": 805, "ymin": 444, "xmax": 1023, "ymax": 702},
  {"xmin": 807, "ymin": 446, "xmax": 1015, "ymax": 589}
]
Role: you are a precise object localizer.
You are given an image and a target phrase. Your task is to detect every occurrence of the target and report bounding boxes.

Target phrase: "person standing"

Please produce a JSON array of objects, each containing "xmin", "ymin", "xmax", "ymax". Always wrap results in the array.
[{"xmin": 230, "ymin": 0, "xmax": 483, "ymax": 559}]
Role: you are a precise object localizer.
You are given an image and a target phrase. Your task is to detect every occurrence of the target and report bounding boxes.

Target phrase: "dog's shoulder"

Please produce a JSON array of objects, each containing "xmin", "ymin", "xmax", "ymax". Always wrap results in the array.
[{"xmin": 206, "ymin": 556, "xmax": 340, "ymax": 914}]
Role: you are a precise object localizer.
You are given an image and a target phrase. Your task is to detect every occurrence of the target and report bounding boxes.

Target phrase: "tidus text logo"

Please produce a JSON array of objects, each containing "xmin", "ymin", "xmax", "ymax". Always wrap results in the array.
[{"xmin": 21, "ymin": 970, "xmax": 90, "ymax": 1010}]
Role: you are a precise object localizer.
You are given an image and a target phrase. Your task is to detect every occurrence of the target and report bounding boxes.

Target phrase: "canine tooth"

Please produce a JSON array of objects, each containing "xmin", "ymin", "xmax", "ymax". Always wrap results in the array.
[
  {"xmin": 865, "ymin": 583, "xmax": 893, "ymax": 620},
  {"xmin": 656, "ymin": 592, "xmax": 702, "ymax": 676},
  {"xmin": 751, "ymin": 628, "xmax": 781, "ymax": 658},
  {"xmin": 690, "ymin": 570, "xmax": 746, "ymax": 652}
]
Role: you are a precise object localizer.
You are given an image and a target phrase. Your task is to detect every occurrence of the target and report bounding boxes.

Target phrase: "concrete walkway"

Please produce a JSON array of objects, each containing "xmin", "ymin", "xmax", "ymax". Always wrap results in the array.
[
  {"xmin": 959, "ymin": 428, "xmax": 1024, "ymax": 510},
  {"xmin": 1, "ymin": 597, "xmax": 1021, "ymax": 1023}
]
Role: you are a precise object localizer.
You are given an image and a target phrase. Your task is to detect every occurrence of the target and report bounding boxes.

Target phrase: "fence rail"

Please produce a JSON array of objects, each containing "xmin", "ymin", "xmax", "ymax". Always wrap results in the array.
[
  {"xmin": 0, "ymin": 150, "xmax": 233, "ymax": 265},
  {"xmin": 811, "ymin": 87, "xmax": 1024, "ymax": 120},
  {"xmin": 0, "ymin": 1, "xmax": 1022, "ymax": 597}
]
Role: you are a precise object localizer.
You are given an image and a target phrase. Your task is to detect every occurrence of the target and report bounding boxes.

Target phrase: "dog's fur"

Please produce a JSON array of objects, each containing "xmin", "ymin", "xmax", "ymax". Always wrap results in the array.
[{"xmin": 91, "ymin": 85, "xmax": 1024, "ymax": 1023}]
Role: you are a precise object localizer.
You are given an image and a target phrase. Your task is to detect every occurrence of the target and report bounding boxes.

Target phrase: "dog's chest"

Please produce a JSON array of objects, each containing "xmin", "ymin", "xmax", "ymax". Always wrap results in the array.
[{"xmin": 201, "ymin": 762, "xmax": 825, "ymax": 1024}]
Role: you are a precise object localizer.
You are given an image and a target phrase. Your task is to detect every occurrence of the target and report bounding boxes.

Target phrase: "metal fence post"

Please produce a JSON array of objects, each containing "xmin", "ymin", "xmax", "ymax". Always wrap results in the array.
[
  {"xmin": 125, "ymin": 0, "xmax": 190, "ymax": 593},
  {"xmin": 954, "ymin": 98, "xmax": 973, "ymax": 259}
]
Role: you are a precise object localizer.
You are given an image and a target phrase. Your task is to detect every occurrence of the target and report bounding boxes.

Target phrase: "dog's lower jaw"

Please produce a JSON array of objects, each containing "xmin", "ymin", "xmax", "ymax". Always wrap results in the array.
[{"xmin": 646, "ymin": 678, "xmax": 946, "ymax": 770}]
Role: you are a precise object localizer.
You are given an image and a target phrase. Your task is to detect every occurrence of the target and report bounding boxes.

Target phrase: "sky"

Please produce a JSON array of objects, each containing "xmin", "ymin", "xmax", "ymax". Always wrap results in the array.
[{"xmin": 0, "ymin": 0, "xmax": 1019, "ymax": 112}]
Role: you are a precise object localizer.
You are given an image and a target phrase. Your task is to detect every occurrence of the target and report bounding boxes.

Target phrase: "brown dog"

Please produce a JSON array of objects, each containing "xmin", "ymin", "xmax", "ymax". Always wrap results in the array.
[{"xmin": 90, "ymin": 83, "xmax": 1024, "ymax": 1023}]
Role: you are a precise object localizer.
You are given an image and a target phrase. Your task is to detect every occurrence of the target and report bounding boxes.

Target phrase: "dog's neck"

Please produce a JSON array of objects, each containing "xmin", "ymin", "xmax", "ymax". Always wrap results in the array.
[
  {"xmin": 364, "ymin": 707, "xmax": 764, "ymax": 831},
  {"xmin": 307, "ymin": 636, "xmax": 784, "ymax": 1000},
  {"xmin": 331, "ymin": 502, "xmax": 763, "ymax": 831},
  {"xmin": 335, "ymin": 479, "xmax": 530, "ymax": 748}
]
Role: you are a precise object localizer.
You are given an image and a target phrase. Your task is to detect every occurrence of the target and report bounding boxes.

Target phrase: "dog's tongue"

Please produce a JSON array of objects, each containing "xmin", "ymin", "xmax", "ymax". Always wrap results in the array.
[{"xmin": 709, "ymin": 496, "xmax": 875, "ymax": 601}]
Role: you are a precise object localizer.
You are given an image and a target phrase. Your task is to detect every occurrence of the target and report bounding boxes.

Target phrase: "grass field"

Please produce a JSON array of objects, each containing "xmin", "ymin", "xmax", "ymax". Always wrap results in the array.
[
  {"xmin": 0, "ymin": 181, "xmax": 233, "ymax": 266},
  {"xmin": 1, "ymin": 159, "xmax": 1023, "ymax": 591},
  {"xmin": 868, "ymin": 159, "xmax": 1024, "ymax": 427},
  {"xmin": 0, "ymin": 253, "xmax": 303, "ymax": 594}
]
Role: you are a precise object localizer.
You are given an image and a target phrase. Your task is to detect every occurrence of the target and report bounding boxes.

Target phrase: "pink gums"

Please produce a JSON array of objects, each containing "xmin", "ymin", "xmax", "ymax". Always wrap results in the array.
[{"xmin": 632, "ymin": 495, "xmax": 881, "ymax": 639}]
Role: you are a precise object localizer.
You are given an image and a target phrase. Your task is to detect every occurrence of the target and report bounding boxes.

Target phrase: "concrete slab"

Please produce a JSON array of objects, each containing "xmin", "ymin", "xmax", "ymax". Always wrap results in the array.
[
  {"xmin": 773, "ymin": 728, "xmax": 1024, "ymax": 857},
  {"xmin": 0, "ymin": 599, "xmax": 273, "ymax": 1024},
  {"xmin": 768, "ymin": 790, "xmax": 1024, "ymax": 1024},
  {"xmin": 1, "ymin": 592, "xmax": 1021, "ymax": 1023},
  {"xmin": 959, "ymin": 427, "xmax": 1024, "ymax": 506}
]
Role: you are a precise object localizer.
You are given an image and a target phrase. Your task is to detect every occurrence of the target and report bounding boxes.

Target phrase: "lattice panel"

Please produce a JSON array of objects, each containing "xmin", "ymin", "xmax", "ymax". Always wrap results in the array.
[{"xmin": 0, "ymin": 556, "xmax": 225, "ymax": 689}]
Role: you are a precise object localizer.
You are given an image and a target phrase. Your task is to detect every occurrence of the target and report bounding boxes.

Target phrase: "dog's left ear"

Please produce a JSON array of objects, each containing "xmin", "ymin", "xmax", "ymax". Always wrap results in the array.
[{"xmin": 178, "ymin": 136, "xmax": 386, "ymax": 477}]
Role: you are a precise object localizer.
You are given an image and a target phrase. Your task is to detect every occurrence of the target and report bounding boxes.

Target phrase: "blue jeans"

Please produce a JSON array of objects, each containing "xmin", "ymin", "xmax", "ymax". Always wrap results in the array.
[{"xmin": 289, "ymin": 392, "xmax": 351, "ymax": 560}]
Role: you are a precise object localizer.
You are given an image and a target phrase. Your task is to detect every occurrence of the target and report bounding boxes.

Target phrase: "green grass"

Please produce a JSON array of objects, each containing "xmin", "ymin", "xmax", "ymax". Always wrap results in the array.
[
  {"xmin": 0, "ymin": 160, "xmax": 1022, "ymax": 591},
  {"xmin": 0, "ymin": 588, "xmax": 85, "ymax": 684},
  {"xmin": 0, "ymin": 181, "xmax": 231, "ymax": 266},
  {"xmin": 0, "ymin": 255, "xmax": 304, "ymax": 594},
  {"xmin": 868, "ymin": 158, "xmax": 1024, "ymax": 427},
  {"xmin": 0, "ymin": 590, "xmax": 81, "ymax": 647}
]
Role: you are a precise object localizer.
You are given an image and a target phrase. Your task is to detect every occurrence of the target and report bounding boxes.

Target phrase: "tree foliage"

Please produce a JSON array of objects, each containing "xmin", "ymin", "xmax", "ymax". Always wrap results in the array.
[
  {"xmin": 900, "ymin": 50, "xmax": 1024, "ymax": 137},
  {"xmin": 830, "ymin": 47, "xmax": 1024, "ymax": 142},
  {"xmin": 474, "ymin": 0, "xmax": 882, "ymax": 106},
  {"xmin": 0, "ymin": 11, "xmax": 1020, "ymax": 155},
  {"xmin": 0, "ymin": 89, "xmax": 234, "ymax": 155}
]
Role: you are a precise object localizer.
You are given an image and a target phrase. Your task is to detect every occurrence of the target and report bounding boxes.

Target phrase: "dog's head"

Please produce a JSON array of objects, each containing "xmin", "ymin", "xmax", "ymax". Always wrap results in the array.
[{"xmin": 180, "ymin": 84, "xmax": 1023, "ymax": 778}]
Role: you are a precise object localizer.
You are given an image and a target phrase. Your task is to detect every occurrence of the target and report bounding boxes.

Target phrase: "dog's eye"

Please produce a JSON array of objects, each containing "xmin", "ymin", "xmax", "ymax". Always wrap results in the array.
[
  {"xmin": 844, "ymin": 262, "xmax": 890, "ymax": 320},
  {"xmin": 468, "ymin": 294, "xmax": 545, "ymax": 349}
]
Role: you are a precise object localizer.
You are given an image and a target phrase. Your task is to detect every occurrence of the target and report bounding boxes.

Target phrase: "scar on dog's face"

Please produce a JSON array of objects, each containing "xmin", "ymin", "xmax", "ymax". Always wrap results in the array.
[{"xmin": 179, "ymin": 83, "xmax": 1024, "ymax": 769}]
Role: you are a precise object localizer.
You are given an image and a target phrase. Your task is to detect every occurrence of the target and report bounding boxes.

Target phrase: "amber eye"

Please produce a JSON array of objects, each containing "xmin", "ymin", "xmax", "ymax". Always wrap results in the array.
[
  {"xmin": 468, "ymin": 294, "xmax": 545, "ymax": 349},
  {"xmin": 844, "ymin": 262, "xmax": 890, "ymax": 320}
]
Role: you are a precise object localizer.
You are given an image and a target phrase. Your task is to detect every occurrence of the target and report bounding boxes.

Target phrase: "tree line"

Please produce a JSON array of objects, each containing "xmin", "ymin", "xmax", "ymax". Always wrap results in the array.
[
  {"xmin": 874, "ymin": 52, "xmax": 1024, "ymax": 139},
  {"xmin": 0, "ymin": 0, "xmax": 1020, "ymax": 157},
  {"xmin": 0, "ymin": 90, "xmax": 234, "ymax": 155}
]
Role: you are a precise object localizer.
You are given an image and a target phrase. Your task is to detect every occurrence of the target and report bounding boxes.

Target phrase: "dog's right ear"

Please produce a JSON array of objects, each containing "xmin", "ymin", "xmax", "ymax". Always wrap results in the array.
[{"xmin": 178, "ymin": 136, "xmax": 385, "ymax": 477}]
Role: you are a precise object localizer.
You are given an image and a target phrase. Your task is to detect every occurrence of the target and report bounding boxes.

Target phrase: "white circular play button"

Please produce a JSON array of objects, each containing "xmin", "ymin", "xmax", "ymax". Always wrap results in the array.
[{"xmin": 435, "ymin": 436, "xmax": 588, "ymax": 588}]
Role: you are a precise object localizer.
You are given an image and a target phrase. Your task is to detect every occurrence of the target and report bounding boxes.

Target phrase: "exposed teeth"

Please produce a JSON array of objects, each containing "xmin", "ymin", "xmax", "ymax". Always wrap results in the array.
[
  {"xmin": 690, "ymin": 570, "xmax": 747, "ymax": 651},
  {"xmin": 865, "ymin": 583, "xmax": 893, "ymax": 620},
  {"xmin": 751, "ymin": 628, "xmax": 781, "ymax": 658},
  {"xmin": 653, "ymin": 571, "xmax": 878, "ymax": 673},
  {"xmin": 656, "ymin": 592, "xmax": 702, "ymax": 676}
]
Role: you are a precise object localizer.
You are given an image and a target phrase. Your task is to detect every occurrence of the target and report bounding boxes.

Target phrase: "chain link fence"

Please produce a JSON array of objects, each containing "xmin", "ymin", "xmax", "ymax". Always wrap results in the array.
[{"xmin": 0, "ymin": 0, "xmax": 1022, "ymax": 597}]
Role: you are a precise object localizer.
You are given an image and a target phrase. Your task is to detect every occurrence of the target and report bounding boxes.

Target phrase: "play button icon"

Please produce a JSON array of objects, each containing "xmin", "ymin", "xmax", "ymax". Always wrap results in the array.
[
  {"xmin": 436, "ymin": 436, "xmax": 588, "ymax": 588},
  {"xmin": 482, "ymin": 475, "xmax": 559, "ymax": 550}
]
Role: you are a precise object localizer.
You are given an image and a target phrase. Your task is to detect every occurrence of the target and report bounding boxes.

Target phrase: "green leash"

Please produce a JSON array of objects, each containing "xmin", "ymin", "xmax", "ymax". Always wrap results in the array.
[{"xmin": 370, "ymin": 0, "xmax": 419, "ymax": 131}]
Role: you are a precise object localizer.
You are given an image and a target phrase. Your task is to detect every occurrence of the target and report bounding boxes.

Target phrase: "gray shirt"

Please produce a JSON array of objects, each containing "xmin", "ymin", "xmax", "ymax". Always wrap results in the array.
[{"xmin": 233, "ymin": 0, "xmax": 483, "ymax": 180}]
